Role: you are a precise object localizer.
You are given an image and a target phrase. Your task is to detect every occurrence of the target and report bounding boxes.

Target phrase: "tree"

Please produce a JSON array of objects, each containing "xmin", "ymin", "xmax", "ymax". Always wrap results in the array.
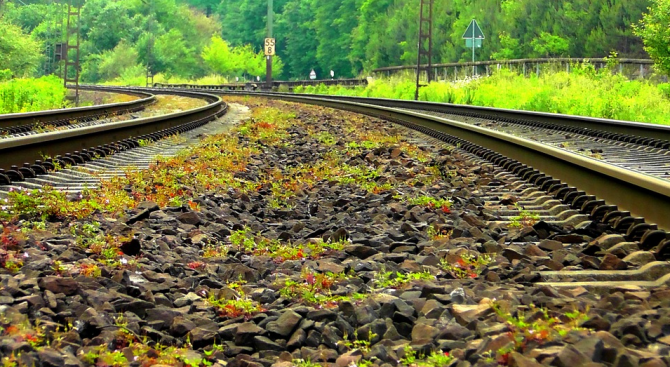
[
  {"xmin": 153, "ymin": 29, "xmax": 199, "ymax": 78},
  {"xmin": 0, "ymin": 19, "xmax": 41, "ymax": 77},
  {"xmin": 202, "ymin": 36, "xmax": 241, "ymax": 77},
  {"xmin": 634, "ymin": 0, "xmax": 670, "ymax": 75},
  {"xmin": 202, "ymin": 36, "xmax": 284, "ymax": 79},
  {"xmin": 530, "ymin": 32, "xmax": 570, "ymax": 57},
  {"xmin": 491, "ymin": 32, "xmax": 521, "ymax": 60},
  {"xmin": 96, "ymin": 40, "xmax": 141, "ymax": 81},
  {"xmin": 275, "ymin": 0, "xmax": 319, "ymax": 79}
]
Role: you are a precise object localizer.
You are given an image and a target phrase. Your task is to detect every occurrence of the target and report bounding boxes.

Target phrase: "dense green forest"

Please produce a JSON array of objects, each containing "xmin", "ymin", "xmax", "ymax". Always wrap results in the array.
[{"xmin": 0, "ymin": 0, "xmax": 666, "ymax": 81}]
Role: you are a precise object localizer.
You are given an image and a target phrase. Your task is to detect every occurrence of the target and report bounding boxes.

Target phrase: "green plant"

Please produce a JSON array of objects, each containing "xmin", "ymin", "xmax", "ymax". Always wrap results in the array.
[
  {"xmin": 292, "ymin": 359, "xmax": 321, "ymax": 367},
  {"xmin": 202, "ymin": 242, "xmax": 228, "ymax": 258},
  {"xmin": 279, "ymin": 268, "xmax": 363, "ymax": 307},
  {"xmin": 440, "ymin": 253, "xmax": 492, "ymax": 279},
  {"xmin": 373, "ymin": 267, "xmax": 434, "ymax": 289},
  {"xmin": 316, "ymin": 131, "xmax": 337, "ymax": 145},
  {"xmin": 491, "ymin": 301, "xmax": 591, "ymax": 364},
  {"xmin": 508, "ymin": 204, "xmax": 540, "ymax": 228},
  {"xmin": 0, "ymin": 76, "xmax": 67, "ymax": 114},
  {"xmin": 78, "ymin": 263, "xmax": 102, "ymax": 277},
  {"xmin": 305, "ymin": 72, "xmax": 670, "ymax": 126},
  {"xmin": 400, "ymin": 345, "xmax": 454, "ymax": 367},
  {"xmin": 51, "ymin": 260, "xmax": 69, "ymax": 276},
  {"xmin": 206, "ymin": 281, "xmax": 265, "ymax": 320},
  {"xmin": 407, "ymin": 195, "xmax": 452, "ymax": 212},
  {"xmin": 137, "ymin": 139, "xmax": 152, "ymax": 147},
  {"xmin": 427, "ymin": 224, "xmax": 451, "ymax": 240},
  {"xmin": 339, "ymin": 329, "xmax": 377, "ymax": 354},
  {"xmin": 229, "ymin": 227, "xmax": 256, "ymax": 251}
]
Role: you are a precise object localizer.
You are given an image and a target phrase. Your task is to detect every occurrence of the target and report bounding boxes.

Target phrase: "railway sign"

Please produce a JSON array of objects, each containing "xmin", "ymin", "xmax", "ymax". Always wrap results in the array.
[
  {"xmin": 309, "ymin": 69, "xmax": 317, "ymax": 80},
  {"xmin": 463, "ymin": 20, "xmax": 484, "ymax": 75},
  {"xmin": 465, "ymin": 39, "xmax": 482, "ymax": 48},
  {"xmin": 330, "ymin": 70, "xmax": 334, "ymax": 79},
  {"xmin": 264, "ymin": 38, "xmax": 276, "ymax": 56},
  {"xmin": 462, "ymin": 20, "xmax": 484, "ymax": 40}
]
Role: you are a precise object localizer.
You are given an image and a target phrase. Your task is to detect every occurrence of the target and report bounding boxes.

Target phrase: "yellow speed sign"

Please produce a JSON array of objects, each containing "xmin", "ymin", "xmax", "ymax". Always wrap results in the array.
[{"xmin": 264, "ymin": 38, "xmax": 276, "ymax": 56}]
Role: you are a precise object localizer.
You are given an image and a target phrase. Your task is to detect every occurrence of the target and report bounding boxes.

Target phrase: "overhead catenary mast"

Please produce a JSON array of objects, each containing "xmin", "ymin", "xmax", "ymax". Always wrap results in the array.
[
  {"xmin": 414, "ymin": 0, "xmax": 433, "ymax": 101},
  {"xmin": 63, "ymin": 0, "xmax": 82, "ymax": 106}
]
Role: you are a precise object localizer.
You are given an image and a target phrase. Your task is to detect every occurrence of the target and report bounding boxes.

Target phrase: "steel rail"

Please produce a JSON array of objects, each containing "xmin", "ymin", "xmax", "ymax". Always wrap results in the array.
[
  {"xmin": 0, "ymin": 87, "xmax": 226, "ymax": 182},
  {"xmin": 150, "ymin": 87, "xmax": 670, "ymax": 143},
  {"xmin": 0, "ymin": 88, "xmax": 156, "ymax": 129},
  {"xmin": 252, "ymin": 93, "xmax": 670, "ymax": 143}
]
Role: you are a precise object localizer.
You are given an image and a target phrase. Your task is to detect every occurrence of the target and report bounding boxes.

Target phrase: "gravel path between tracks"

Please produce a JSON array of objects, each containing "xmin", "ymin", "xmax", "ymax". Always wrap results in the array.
[{"xmin": 0, "ymin": 98, "xmax": 667, "ymax": 367}]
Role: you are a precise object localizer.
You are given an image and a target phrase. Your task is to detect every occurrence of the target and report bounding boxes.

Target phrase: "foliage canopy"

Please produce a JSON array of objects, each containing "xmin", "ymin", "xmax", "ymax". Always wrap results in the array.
[
  {"xmin": 634, "ymin": 0, "xmax": 670, "ymax": 76},
  {"xmin": 0, "ymin": 0, "xmax": 665, "ymax": 81}
]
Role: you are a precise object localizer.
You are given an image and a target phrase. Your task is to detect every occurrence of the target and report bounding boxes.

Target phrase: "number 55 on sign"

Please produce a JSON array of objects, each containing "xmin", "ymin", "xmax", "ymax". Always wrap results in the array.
[{"xmin": 264, "ymin": 38, "xmax": 276, "ymax": 56}]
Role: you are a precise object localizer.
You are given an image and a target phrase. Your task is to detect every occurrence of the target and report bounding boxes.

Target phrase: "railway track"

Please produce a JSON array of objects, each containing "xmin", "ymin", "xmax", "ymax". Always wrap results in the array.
[
  {"xmin": 140, "ymin": 85, "xmax": 670, "ymax": 290},
  {"xmin": 0, "ymin": 87, "xmax": 156, "ymax": 131},
  {"xmin": 0, "ymin": 87, "xmax": 227, "ymax": 185},
  {"xmin": 1, "ymin": 88, "xmax": 669, "ymax": 365},
  {"xmin": 149, "ymin": 88, "xmax": 670, "ymax": 227},
  {"xmin": 7, "ymin": 84, "xmax": 670, "ymax": 290}
]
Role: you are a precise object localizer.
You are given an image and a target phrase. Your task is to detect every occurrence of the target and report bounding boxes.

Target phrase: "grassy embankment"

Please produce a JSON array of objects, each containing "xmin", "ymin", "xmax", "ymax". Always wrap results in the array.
[
  {"xmin": 0, "ymin": 76, "xmax": 68, "ymax": 114},
  {"xmin": 296, "ymin": 66, "xmax": 670, "ymax": 125}
]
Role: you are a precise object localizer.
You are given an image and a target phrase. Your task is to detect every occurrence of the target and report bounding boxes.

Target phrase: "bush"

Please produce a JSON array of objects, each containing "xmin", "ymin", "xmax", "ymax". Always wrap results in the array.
[{"xmin": 0, "ymin": 76, "xmax": 67, "ymax": 114}]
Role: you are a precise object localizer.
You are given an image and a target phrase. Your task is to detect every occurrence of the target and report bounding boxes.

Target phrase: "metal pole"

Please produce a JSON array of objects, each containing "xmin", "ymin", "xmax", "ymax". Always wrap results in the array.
[
  {"xmin": 265, "ymin": 0, "xmax": 273, "ymax": 89},
  {"xmin": 146, "ymin": 0, "xmax": 154, "ymax": 87},
  {"xmin": 427, "ymin": 0, "xmax": 433, "ymax": 83},
  {"xmin": 414, "ymin": 0, "xmax": 425, "ymax": 100},
  {"xmin": 472, "ymin": 23, "xmax": 475, "ymax": 76}
]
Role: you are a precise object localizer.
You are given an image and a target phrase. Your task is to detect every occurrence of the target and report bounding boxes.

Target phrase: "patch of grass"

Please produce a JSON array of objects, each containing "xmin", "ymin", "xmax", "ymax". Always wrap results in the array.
[
  {"xmin": 407, "ymin": 195, "xmax": 452, "ymax": 212},
  {"xmin": 427, "ymin": 224, "xmax": 452, "ymax": 240},
  {"xmin": 227, "ymin": 227, "xmax": 345, "ymax": 262},
  {"xmin": 206, "ymin": 280, "xmax": 265, "ymax": 320},
  {"xmin": 338, "ymin": 330, "xmax": 377, "ymax": 354}
]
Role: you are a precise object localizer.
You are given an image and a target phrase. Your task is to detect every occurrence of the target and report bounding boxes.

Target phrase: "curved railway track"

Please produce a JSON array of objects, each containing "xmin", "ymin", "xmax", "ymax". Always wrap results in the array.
[
  {"xmin": 0, "ymin": 87, "xmax": 227, "ymax": 184},
  {"xmin": 0, "ymin": 87, "xmax": 156, "ymax": 131}
]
